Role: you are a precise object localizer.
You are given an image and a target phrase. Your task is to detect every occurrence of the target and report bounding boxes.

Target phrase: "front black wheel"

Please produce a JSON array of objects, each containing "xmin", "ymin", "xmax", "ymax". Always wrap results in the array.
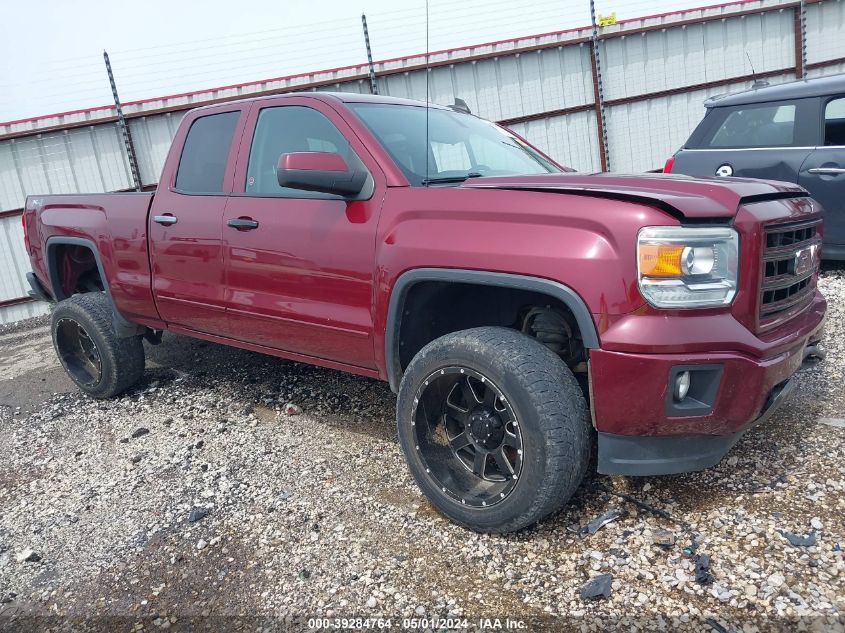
[
  {"xmin": 51, "ymin": 293, "xmax": 145, "ymax": 399},
  {"xmin": 397, "ymin": 327, "xmax": 591, "ymax": 533}
]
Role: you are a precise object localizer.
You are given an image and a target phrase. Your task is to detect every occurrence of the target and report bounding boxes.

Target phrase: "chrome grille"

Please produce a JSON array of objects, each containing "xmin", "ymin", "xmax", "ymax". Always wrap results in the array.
[{"xmin": 759, "ymin": 220, "xmax": 820, "ymax": 324}]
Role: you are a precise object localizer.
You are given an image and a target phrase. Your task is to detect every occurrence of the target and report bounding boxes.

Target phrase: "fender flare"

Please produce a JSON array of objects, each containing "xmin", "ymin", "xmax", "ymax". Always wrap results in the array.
[
  {"xmin": 384, "ymin": 268, "xmax": 600, "ymax": 392},
  {"xmin": 45, "ymin": 236, "xmax": 145, "ymax": 339}
]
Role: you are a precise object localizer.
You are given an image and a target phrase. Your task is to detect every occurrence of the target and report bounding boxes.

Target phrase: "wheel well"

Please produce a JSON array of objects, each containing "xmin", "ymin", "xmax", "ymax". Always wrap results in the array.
[
  {"xmin": 395, "ymin": 281, "xmax": 588, "ymax": 379},
  {"xmin": 50, "ymin": 244, "xmax": 104, "ymax": 299}
]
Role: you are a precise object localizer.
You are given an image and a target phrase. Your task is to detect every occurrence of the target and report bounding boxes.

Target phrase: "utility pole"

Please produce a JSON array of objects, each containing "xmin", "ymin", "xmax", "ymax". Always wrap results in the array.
[
  {"xmin": 103, "ymin": 50, "xmax": 142, "ymax": 191},
  {"xmin": 361, "ymin": 14, "xmax": 379, "ymax": 95},
  {"xmin": 589, "ymin": 0, "xmax": 610, "ymax": 171}
]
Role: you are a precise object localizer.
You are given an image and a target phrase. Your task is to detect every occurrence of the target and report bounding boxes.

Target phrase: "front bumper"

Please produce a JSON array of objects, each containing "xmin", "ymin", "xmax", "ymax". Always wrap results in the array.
[
  {"xmin": 592, "ymin": 292, "xmax": 826, "ymax": 476},
  {"xmin": 597, "ymin": 356, "xmax": 805, "ymax": 475}
]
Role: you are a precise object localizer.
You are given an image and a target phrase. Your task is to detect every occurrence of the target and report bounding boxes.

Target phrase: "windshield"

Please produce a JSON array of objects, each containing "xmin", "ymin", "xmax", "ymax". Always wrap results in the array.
[{"xmin": 349, "ymin": 103, "xmax": 560, "ymax": 185}]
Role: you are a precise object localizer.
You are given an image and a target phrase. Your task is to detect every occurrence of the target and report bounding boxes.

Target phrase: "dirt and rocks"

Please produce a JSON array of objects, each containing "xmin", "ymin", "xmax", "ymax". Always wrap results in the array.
[{"xmin": 0, "ymin": 272, "xmax": 844, "ymax": 632}]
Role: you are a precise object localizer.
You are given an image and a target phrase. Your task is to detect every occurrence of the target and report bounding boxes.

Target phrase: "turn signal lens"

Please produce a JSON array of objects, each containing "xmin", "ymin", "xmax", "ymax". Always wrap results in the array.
[{"xmin": 639, "ymin": 245, "xmax": 684, "ymax": 277}]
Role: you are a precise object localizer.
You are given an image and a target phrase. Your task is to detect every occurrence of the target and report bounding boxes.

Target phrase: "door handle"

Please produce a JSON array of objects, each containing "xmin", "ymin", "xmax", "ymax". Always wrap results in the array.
[
  {"xmin": 227, "ymin": 217, "xmax": 260, "ymax": 230},
  {"xmin": 153, "ymin": 215, "xmax": 178, "ymax": 225},
  {"xmin": 808, "ymin": 167, "xmax": 845, "ymax": 175}
]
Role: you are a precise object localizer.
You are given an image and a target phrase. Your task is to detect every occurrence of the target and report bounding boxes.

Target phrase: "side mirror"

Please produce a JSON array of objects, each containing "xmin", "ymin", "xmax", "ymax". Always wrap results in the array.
[{"xmin": 276, "ymin": 152, "xmax": 367, "ymax": 197}]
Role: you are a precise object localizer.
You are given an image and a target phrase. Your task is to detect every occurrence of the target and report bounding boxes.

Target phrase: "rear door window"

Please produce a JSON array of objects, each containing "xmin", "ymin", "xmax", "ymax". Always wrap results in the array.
[
  {"xmin": 706, "ymin": 103, "xmax": 797, "ymax": 148},
  {"xmin": 824, "ymin": 97, "xmax": 845, "ymax": 146},
  {"xmin": 175, "ymin": 111, "xmax": 240, "ymax": 193}
]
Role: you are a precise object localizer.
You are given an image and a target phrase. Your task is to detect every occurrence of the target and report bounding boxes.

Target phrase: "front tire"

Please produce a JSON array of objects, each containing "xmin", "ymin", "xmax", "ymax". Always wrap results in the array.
[
  {"xmin": 397, "ymin": 327, "xmax": 591, "ymax": 533},
  {"xmin": 51, "ymin": 293, "xmax": 145, "ymax": 399}
]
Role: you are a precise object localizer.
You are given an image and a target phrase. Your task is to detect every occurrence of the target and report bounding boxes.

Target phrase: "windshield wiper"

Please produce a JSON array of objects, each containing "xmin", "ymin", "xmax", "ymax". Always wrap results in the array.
[{"xmin": 421, "ymin": 172, "xmax": 483, "ymax": 186}]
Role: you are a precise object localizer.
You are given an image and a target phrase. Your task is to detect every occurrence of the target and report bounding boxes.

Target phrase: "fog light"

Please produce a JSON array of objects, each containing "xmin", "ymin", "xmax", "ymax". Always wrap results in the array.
[{"xmin": 675, "ymin": 371, "xmax": 691, "ymax": 401}]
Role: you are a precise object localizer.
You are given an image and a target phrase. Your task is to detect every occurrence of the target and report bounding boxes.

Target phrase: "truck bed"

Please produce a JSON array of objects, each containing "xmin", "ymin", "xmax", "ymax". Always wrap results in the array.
[{"xmin": 24, "ymin": 191, "xmax": 158, "ymax": 324}]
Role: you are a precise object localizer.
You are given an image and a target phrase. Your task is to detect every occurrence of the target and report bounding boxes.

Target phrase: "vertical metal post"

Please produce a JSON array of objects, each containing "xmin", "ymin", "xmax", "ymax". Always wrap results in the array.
[
  {"xmin": 589, "ymin": 0, "xmax": 610, "ymax": 171},
  {"xmin": 361, "ymin": 14, "xmax": 379, "ymax": 95},
  {"xmin": 799, "ymin": 0, "xmax": 807, "ymax": 79},
  {"xmin": 104, "ymin": 50, "xmax": 142, "ymax": 191}
]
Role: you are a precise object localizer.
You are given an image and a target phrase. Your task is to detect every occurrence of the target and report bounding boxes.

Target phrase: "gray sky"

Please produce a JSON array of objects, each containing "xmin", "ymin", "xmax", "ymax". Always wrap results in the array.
[{"xmin": 0, "ymin": 0, "xmax": 706, "ymax": 123}]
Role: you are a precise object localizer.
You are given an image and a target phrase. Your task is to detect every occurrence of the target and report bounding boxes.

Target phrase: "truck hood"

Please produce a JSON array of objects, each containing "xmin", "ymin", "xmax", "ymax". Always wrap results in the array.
[{"xmin": 460, "ymin": 172, "xmax": 808, "ymax": 220}]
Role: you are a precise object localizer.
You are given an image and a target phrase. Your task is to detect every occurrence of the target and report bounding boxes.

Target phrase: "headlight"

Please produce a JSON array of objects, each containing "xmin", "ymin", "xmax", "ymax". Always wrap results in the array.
[{"xmin": 637, "ymin": 226, "xmax": 739, "ymax": 308}]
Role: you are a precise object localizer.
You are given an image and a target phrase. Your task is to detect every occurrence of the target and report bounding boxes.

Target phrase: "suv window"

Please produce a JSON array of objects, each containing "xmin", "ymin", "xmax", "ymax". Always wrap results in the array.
[
  {"xmin": 175, "ymin": 111, "xmax": 240, "ymax": 193},
  {"xmin": 706, "ymin": 103, "xmax": 797, "ymax": 148},
  {"xmin": 825, "ymin": 97, "xmax": 845, "ymax": 146},
  {"xmin": 245, "ymin": 106, "xmax": 355, "ymax": 196}
]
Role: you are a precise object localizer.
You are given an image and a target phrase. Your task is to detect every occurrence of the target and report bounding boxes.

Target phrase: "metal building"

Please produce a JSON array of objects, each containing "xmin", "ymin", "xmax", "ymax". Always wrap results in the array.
[{"xmin": 1, "ymin": 0, "xmax": 843, "ymax": 323}]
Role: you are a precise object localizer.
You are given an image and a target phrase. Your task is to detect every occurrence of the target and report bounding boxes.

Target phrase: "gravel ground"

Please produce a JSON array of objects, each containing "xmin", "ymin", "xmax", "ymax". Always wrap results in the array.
[{"xmin": 1, "ymin": 272, "xmax": 844, "ymax": 632}]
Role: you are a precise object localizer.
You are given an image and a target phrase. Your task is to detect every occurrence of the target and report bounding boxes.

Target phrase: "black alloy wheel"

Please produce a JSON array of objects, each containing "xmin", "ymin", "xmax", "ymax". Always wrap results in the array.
[
  {"xmin": 411, "ymin": 367, "xmax": 523, "ymax": 507},
  {"xmin": 397, "ymin": 327, "xmax": 592, "ymax": 533},
  {"xmin": 55, "ymin": 317, "xmax": 103, "ymax": 386},
  {"xmin": 50, "ymin": 292, "xmax": 145, "ymax": 398}
]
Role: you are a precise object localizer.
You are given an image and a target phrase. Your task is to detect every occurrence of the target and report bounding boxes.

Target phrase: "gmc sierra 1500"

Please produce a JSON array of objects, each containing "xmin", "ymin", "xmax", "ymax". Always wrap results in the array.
[{"xmin": 23, "ymin": 92, "xmax": 826, "ymax": 533}]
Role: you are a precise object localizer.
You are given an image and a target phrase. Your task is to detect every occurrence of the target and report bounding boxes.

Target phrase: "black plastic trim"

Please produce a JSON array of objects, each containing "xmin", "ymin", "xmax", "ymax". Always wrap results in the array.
[
  {"xmin": 384, "ymin": 268, "xmax": 599, "ymax": 392},
  {"xmin": 26, "ymin": 272, "xmax": 53, "ymax": 303},
  {"xmin": 45, "ymin": 236, "xmax": 145, "ymax": 339},
  {"xmin": 664, "ymin": 364, "xmax": 723, "ymax": 416}
]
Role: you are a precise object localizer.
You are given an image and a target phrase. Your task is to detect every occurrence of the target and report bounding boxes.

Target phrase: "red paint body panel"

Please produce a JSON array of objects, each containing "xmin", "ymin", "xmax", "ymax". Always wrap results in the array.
[
  {"xmin": 22, "ymin": 92, "xmax": 828, "ymax": 443},
  {"xmin": 591, "ymin": 291, "xmax": 825, "ymax": 436},
  {"xmin": 370, "ymin": 186, "xmax": 665, "ymax": 372},
  {"xmin": 147, "ymin": 104, "xmax": 249, "ymax": 335},
  {"xmin": 24, "ymin": 192, "xmax": 163, "ymax": 327},
  {"xmin": 279, "ymin": 151, "xmax": 349, "ymax": 171}
]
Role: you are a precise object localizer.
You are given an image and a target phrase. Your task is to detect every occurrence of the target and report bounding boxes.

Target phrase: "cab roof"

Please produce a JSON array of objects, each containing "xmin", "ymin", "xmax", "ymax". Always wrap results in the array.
[
  {"xmin": 193, "ymin": 91, "xmax": 451, "ymax": 114},
  {"xmin": 704, "ymin": 72, "xmax": 845, "ymax": 108}
]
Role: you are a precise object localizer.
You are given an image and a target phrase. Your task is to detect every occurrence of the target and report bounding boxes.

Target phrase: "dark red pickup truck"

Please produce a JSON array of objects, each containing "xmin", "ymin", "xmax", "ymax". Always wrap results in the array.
[{"xmin": 22, "ymin": 92, "xmax": 826, "ymax": 533}]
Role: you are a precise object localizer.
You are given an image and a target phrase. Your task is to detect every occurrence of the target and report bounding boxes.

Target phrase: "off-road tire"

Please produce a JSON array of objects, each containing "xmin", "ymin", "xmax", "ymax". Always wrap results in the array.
[
  {"xmin": 51, "ymin": 292, "xmax": 145, "ymax": 398},
  {"xmin": 397, "ymin": 326, "xmax": 592, "ymax": 533}
]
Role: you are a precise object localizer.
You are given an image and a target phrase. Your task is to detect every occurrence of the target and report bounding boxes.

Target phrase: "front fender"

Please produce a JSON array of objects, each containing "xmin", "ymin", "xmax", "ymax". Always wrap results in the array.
[{"xmin": 373, "ymin": 187, "xmax": 677, "ymax": 384}]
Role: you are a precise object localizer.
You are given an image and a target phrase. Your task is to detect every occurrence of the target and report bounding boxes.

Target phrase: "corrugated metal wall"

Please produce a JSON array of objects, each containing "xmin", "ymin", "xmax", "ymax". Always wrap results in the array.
[
  {"xmin": 0, "ymin": 215, "xmax": 43, "ymax": 323},
  {"xmin": 0, "ymin": 0, "xmax": 843, "ymax": 323}
]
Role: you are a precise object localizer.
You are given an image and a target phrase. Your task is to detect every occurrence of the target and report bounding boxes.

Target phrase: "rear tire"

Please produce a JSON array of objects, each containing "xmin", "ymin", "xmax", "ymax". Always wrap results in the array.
[
  {"xmin": 397, "ymin": 327, "xmax": 591, "ymax": 533},
  {"xmin": 51, "ymin": 293, "xmax": 145, "ymax": 399}
]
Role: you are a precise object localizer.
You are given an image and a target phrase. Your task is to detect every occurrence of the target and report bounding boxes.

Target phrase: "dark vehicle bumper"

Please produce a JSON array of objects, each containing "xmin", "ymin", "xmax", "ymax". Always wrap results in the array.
[
  {"xmin": 823, "ymin": 242, "xmax": 845, "ymax": 261},
  {"xmin": 592, "ymin": 293, "xmax": 825, "ymax": 476},
  {"xmin": 26, "ymin": 272, "xmax": 53, "ymax": 303}
]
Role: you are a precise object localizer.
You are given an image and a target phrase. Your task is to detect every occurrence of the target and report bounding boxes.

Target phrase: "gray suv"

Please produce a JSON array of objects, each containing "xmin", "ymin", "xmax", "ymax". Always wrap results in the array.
[{"xmin": 667, "ymin": 73, "xmax": 845, "ymax": 259}]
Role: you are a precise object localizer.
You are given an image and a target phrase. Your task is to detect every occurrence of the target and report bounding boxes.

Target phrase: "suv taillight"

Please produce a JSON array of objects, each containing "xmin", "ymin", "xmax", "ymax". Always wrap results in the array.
[
  {"xmin": 663, "ymin": 156, "xmax": 675, "ymax": 174},
  {"xmin": 21, "ymin": 211, "xmax": 28, "ymax": 249}
]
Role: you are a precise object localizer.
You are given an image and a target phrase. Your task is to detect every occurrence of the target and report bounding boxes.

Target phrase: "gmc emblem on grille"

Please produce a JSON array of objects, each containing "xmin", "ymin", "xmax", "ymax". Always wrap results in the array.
[{"xmin": 791, "ymin": 245, "xmax": 816, "ymax": 276}]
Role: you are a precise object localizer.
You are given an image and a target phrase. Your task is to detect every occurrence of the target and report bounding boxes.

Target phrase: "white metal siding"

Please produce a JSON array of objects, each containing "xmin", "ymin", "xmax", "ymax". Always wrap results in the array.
[
  {"xmin": 601, "ymin": 9, "xmax": 795, "ymax": 103},
  {"xmin": 129, "ymin": 112, "xmax": 185, "ymax": 186},
  {"xmin": 0, "ymin": 216, "xmax": 49, "ymax": 324},
  {"xmin": 373, "ymin": 45, "xmax": 593, "ymax": 122},
  {"xmin": 0, "ymin": 124, "xmax": 132, "ymax": 212},
  {"xmin": 508, "ymin": 109, "xmax": 601, "ymax": 172},
  {"xmin": 806, "ymin": 0, "xmax": 845, "ymax": 64}
]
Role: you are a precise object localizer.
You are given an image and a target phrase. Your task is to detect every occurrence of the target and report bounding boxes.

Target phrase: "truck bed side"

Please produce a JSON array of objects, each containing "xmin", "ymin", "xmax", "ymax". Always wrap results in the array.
[{"xmin": 24, "ymin": 192, "xmax": 162, "ymax": 326}]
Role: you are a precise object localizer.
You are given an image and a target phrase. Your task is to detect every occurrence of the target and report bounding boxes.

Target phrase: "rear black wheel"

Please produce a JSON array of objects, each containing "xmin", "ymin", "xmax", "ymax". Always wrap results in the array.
[
  {"xmin": 51, "ymin": 293, "xmax": 145, "ymax": 398},
  {"xmin": 55, "ymin": 317, "xmax": 103, "ymax": 387},
  {"xmin": 397, "ymin": 327, "xmax": 591, "ymax": 533}
]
